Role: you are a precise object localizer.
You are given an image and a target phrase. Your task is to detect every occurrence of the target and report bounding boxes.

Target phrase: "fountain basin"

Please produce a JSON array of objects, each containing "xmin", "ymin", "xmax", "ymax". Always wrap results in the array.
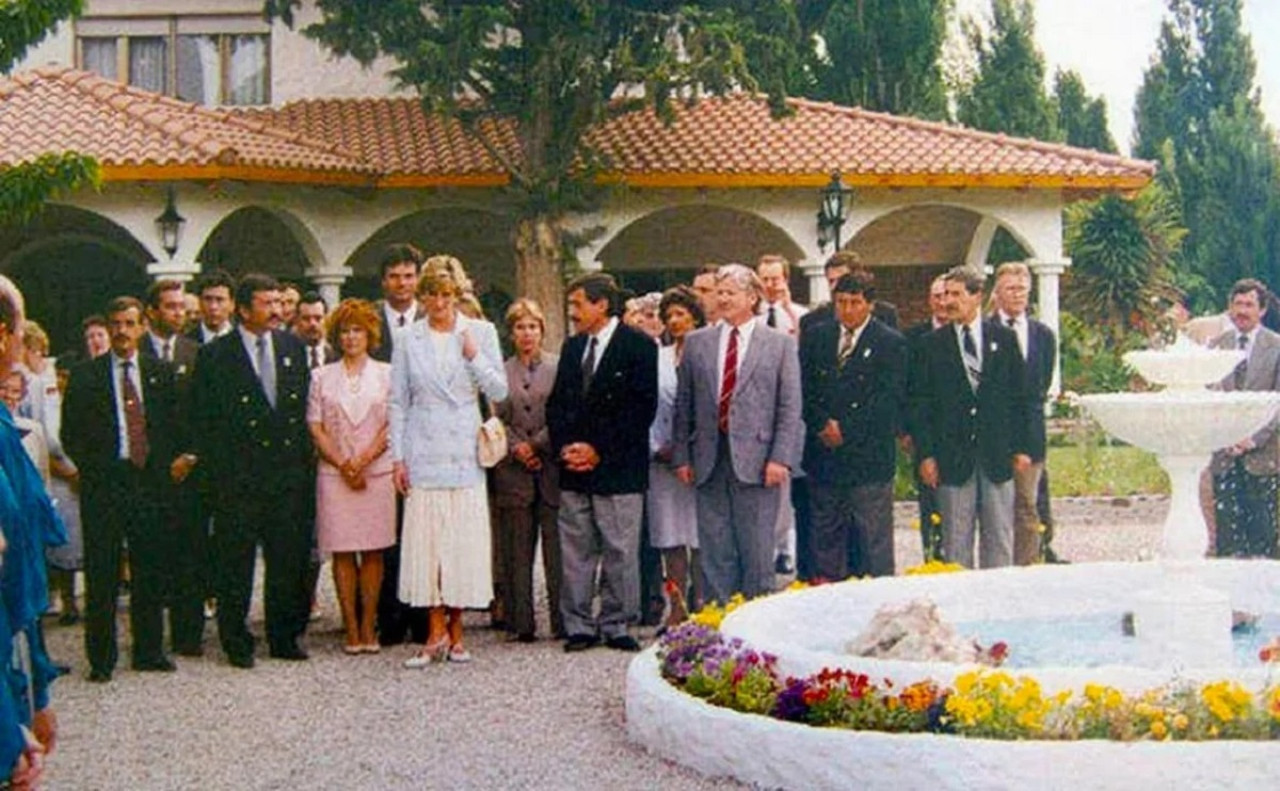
[
  {"xmin": 1079, "ymin": 390, "xmax": 1278, "ymax": 457},
  {"xmin": 1123, "ymin": 345, "xmax": 1243, "ymax": 390},
  {"xmin": 626, "ymin": 562, "xmax": 1280, "ymax": 789}
]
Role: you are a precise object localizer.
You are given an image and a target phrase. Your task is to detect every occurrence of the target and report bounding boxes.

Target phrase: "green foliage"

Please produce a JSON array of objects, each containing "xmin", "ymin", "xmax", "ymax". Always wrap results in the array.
[
  {"xmin": 1132, "ymin": 0, "xmax": 1280, "ymax": 309},
  {"xmin": 1045, "ymin": 443, "xmax": 1169, "ymax": 498},
  {"xmin": 1063, "ymin": 183, "xmax": 1186, "ymax": 341},
  {"xmin": 0, "ymin": 153, "xmax": 100, "ymax": 225},
  {"xmin": 806, "ymin": 0, "xmax": 950, "ymax": 120},
  {"xmin": 1053, "ymin": 69, "xmax": 1116, "ymax": 153},
  {"xmin": 0, "ymin": 0, "xmax": 82, "ymax": 73},
  {"xmin": 956, "ymin": 0, "xmax": 1055, "ymax": 139}
]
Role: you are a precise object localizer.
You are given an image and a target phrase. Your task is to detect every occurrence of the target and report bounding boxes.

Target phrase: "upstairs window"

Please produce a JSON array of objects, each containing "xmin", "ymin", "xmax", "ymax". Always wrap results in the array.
[{"xmin": 76, "ymin": 16, "xmax": 270, "ymax": 106}]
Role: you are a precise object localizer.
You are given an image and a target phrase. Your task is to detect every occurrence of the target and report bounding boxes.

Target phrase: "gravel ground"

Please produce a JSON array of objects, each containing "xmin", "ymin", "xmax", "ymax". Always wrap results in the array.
[{"xmin": 40, "ymin": 496, "xmax": 1169, "ymax": 790}]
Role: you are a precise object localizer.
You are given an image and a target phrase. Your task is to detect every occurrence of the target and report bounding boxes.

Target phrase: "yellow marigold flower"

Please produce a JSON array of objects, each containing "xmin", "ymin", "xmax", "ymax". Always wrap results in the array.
[
  {"xmin": 1149, "ymin": 720, "xmax": 1167, "ymax": 739},
  {"xmin": 1172, "ymin": 713, "xmax": 1189, "ymax": 731},
  {"xmin": 929, "ymin": 512, "xmax": 942, "ymax": 526},
  {"xmin": 784, "ymin": 579, "xmax": 810, "ymax": 592},
  {"xmin": 954, "ymin": 671, "xmax": 979, "ymax": 696}
]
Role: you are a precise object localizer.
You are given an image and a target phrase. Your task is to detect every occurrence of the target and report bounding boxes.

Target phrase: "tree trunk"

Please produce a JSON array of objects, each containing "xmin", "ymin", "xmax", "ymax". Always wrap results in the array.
[{"xmin": 513, "ymin": 213, "xmax": 567, "ymax": 348}]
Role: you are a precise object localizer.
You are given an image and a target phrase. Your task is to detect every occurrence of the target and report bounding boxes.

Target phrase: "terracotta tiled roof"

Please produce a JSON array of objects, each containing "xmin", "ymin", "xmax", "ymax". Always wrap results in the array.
[
  {"xmin": 0, "ymin": 67, "xmax": 374, "ymax": 182},
  {"xmin": 1, "ymin": 67, "xmax": 1153, "ymax": 192}
]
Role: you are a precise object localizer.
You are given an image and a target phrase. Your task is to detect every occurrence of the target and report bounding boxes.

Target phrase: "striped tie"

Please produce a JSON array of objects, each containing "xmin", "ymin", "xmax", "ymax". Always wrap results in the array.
[
  {"xmin": 962, "ymin": 325, "xmax": 981, "ymax": 392},
  {"xmin": 718, "ymin": 327, "xmax": 739, "ymax": 433}
]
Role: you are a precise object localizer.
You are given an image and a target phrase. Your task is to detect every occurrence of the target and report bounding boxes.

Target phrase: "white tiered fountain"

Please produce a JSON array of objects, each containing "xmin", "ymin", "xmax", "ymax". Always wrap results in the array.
[
  {"xmin": 626, "ymin": 335, "xmax": 1280, "ymax": 790},
  {"xmin": 1081, "ymin": 335, "xmax": 1279, "ymax": 668}
]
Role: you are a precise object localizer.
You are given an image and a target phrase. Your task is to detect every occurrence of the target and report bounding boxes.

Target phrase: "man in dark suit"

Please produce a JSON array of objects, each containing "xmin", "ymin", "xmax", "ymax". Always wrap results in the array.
[
  {"xmin": 140, "ymin": 279, "xmax": 205, "ymax": 656},
  {"xmin": 800, "ymin": 251, "xmax": 899, "ymax": 335},
  {"xmin": 185, "ymin": 269, "xmax": 236, "ymax": 345},
  {"xmin": 547, "ymin": 273, "xmax": 658, "ymax": 653},
  {"xmin": 913, "ymin": 265, "xmax": 1032, "ymax": 569},
  {"xmin": 1210, "ymin": 278, "xmax": 1280, "ymax": 558},
  {"xmin": 368, "ymin": 244, "xmax": 430, "ymax": 647},
  {"xmin": 991, "ymin": 263, "xmax": 1058, "ymax": 565},
  {"xmin": 191, "ymin": 273, "xmax": 313, "ymax": 667},
  {"xmin": 673, "ymin": 264, "xmax": 803, "ymax": 603},
  {"xmin": 902, "ymin": 274, "xmax": 949, "ymax": 561},
  {"xmin": 293, "ymin": 292, "xmax": 338, "ymax": 369},
  {"xmin": 63, "ymin": 297, "xmax": 182, "ymax": 682},
  {"xmin": 800, "ymin": 271, "xmax": 906, "ymax": 579}
]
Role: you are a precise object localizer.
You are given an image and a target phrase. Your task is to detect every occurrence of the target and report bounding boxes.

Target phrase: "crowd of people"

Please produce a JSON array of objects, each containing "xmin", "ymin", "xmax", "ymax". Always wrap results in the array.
[{"xmin": 1, "ymin": 231, "xmax": 1275, "ymax": 784}]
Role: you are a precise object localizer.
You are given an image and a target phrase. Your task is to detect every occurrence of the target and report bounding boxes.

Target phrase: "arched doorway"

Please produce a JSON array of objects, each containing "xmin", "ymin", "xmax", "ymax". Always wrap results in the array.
[
  {"xmin": 847, "ymin": 205, "xmax": 1032, "ymax": 326},
  {"xmin": 597, "ymin": 205, "xmax": 806, "ymax": 299},
  {"xmin": 0, "ymin": 206, "xmax": 150, "ymax": 354},
  {"xmin": 198, "ymin": 207, "xmax": 311, "ymax": 285}
]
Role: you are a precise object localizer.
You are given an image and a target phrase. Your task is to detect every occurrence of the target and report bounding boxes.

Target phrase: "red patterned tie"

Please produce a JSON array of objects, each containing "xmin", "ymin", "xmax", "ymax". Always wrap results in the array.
[
  {"xmin": 121, "ymin": 361, "xmax": 148, "ymax": 469},
  {"xmin": 718, "ymin": 327, "xmax": 739, "ymax": 433}
]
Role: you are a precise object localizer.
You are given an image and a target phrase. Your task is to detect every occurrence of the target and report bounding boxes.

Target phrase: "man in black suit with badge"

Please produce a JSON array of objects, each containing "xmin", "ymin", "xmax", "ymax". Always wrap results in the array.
[
  {"xmin": 913, "ymin": 265, "xmax": 1032, "ymax": 569},
  {"xmin": 191, "ymin": 273, "xmax": 313, "ymax": 667},
  {"xmin": 63, "ymin": 297, "xmax": 182, "ymax": 682},
  {"xmin": 800, "ymin": 271, "xmax": 907, "ymax": 580}
]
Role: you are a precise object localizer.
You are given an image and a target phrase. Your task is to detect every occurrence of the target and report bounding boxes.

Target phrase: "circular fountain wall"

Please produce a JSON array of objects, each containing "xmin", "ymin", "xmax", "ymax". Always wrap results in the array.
[{"xmin": 626, "ymin": 561, "xmax": 1280, "ymax": 789}]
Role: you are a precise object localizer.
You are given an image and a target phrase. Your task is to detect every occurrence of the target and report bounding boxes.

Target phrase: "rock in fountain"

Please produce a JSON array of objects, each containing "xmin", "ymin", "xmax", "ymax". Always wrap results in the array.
[{"xmin": 1080, "ymin": 334, "xmax": 1279, "ymax": 669}]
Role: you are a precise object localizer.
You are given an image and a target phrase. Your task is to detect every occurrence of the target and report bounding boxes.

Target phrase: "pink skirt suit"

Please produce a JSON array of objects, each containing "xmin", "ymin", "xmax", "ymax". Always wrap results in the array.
[{"xmin": 307, "ymin": 360, "xmax": 396, "ymax": 553}]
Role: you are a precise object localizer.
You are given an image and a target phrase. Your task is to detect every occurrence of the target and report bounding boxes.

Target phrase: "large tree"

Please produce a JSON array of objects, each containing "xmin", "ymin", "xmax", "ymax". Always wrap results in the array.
[
  {"xmin": 956, "ymin": 0, "xmax": 1055, "ymax": 139},
  {"xmin": 806, "ymin": 0, "xmax": 949, "ymax": 120},
  {"xmin": 0, "ymin": 0, "xmax": 98, "ymax": 223},
  {"xmin": 265, "ymin": 1, "xmax": 826, "ymax": 342},
  {"xmin": 1133, "ymin": 0, "xmax": 1279, "ymax": 307},
  {"xmin": 1053, "ymin": 69, "xmax": 1116, "ymax": 153}
]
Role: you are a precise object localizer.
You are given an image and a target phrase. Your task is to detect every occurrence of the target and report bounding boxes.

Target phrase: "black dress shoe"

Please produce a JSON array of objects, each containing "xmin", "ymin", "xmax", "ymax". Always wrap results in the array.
[
  {"xmin": 774, "ymin": 553, "xmax": 795, "ymax": 575},
  {"xmin": 87, "ymin": 669, "xmax": 112, "ymax": 683},
  {"xmin": 605, "ymin": 634, "xmax": 642, "ymax": 652},
  {"xmin": 227, "ymin": 653, "xmax": 255, "ymax": 669},
  {"xmin": 269, "ymin": 645, "xmax": 309, "ymax": 661},
  {"xmin": 563, "ymin": 634, "xmax": 600, "ymax": 653},
  {"xmin": 133, "ymin": 657, "xmax": 177, "ymax": 673}
]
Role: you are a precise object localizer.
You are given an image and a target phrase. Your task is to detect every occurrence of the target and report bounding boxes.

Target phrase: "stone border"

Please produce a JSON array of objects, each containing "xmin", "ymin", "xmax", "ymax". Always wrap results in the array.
[{"xmin": 625, "ymin": 647, "xmax": 1280, "ymax": 790}]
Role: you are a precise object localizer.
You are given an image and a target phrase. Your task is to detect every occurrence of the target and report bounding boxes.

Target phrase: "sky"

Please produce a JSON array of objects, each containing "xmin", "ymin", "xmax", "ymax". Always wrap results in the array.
[{"xmin": 954, "ymin": 0, "xmax": 1280, "ymax": 155}]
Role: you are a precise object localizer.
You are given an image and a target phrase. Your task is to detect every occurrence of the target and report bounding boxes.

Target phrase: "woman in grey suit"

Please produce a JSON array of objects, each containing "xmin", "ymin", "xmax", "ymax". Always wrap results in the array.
[
  {"xmin": 491, "ymin": 299, "xmax": 563, "ymax": 642},
  {"xmin": 390, "ymin": 265, "xmax": 508, "ymax": 666}
]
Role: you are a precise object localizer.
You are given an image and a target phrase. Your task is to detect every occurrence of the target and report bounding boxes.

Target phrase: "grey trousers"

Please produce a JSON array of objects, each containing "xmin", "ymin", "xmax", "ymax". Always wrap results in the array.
[
  {"xmin": 938, "ymin": 465, "xmax": 1015, "ymax": 569},
  {"xmin": 695, "ymin": 449, "xmax": 782, "ymax": 604},
  {"xmin": 809, "ymin": 480, "xmax": 894, "ymax": 579},
  {"xmin": 556, "ymin": 490, "xmax": 643, "ymax": 639}
]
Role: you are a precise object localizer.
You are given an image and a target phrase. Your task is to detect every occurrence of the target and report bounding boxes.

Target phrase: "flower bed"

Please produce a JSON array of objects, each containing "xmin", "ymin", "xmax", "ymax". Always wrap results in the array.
[{"xmin": 656, "ymin": 622, "xmax": 1280, "ymax": 742}]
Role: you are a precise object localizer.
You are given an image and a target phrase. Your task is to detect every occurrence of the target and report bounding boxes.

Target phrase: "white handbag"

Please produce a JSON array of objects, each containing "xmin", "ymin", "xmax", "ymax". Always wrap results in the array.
[{"xmin": 477, "ymin": 415, "xmax": 508, "ymax": 469}]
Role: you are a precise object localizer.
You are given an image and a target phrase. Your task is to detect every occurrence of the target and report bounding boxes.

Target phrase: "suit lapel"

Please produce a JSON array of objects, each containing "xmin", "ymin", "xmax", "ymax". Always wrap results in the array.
[
  {"xmin": 228, "ymin": 332, "xmax": 273, "ymax": 408},
  {"xmin": 735, "ymin": 324, "xmax": 767, "ymax": 392}
]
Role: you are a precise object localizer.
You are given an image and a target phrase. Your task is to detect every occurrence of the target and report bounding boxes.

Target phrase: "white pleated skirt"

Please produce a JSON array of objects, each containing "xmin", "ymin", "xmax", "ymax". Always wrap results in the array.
[{"xmin": 397, "ymin": 479, "xmax": 493, "ymax": 609}]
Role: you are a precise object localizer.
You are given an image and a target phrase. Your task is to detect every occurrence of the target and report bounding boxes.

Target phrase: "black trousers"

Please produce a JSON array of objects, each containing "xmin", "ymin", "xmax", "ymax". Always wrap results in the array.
[
  {"xmin": 212, "ymin": 490, "xmax": 310, "ymax": 658},
  {"xmin": 809, "ymin": 479, "xmax": 895, "ymax": 580},
  {"xmin": 164, "ymin": 479, "xmax": 208, "ymax": 653},
  {"xmin": 82, "ymin": 464, "xmax": 167, "ymax": 673},
  {"xmin": 376, "ymin": 493, "xmax": 428, "ymax": 645},
  {"xmin": 1213, "ymin": 461, "xmax": 1279, "ymax": 558}
]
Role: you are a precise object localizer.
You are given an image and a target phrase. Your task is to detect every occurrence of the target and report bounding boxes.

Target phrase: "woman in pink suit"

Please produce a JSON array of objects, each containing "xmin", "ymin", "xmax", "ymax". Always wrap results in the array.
[{"xmin": 307, "ymin": 299, "xmax": 396, "ymax": 654}]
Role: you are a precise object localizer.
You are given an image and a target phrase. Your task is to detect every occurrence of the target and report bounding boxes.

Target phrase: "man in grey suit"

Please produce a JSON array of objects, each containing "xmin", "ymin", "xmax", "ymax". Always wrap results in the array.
[
  {"xmin": 1210, "ymin": 278, "xmax": 1280, "ymax": 558},
  {"xmin": 674, "ymin": 263, "xmax": 803, "ymax": 603}
]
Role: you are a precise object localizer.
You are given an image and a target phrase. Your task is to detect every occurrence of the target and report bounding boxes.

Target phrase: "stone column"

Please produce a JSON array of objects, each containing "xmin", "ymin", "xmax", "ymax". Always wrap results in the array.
[
  {"xmin": 307, "ymin": 267, "xmax": 352, "ymax": 309},
  {"xmin": 1028, "ymin": 258, "xmax": 1070, "ymax": 396}
]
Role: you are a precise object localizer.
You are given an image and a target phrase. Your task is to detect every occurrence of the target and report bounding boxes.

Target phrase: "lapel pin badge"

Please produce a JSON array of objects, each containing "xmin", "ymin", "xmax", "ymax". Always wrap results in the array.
[
  {"xmin": 283, "ymin": 357, "xmax": 292, "ymax": 368},
  {"xmin": 863, "ymin": 348, "xmax": 872, "ymax": 358}
]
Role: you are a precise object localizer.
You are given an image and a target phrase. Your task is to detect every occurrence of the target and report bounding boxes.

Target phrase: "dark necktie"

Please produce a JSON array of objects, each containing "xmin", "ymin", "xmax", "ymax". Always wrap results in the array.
[
  {"xmin": 961, "ymin": 325, "xmax": 981, "ymax": 391},
  {"xmin": 719, "ymin": 327, "xmax": 739, "ymax": 433},
  {"xmin": 257, "ymin": 335, "xmax": 277, "ymax": 409},
  {"xmin": 310, "ymin": 346, "xmax": 322, "ymax": 369},
  {"xmin": 1006, "ymin": 317, "xmax": 1016, "ymax": 328},
  {"xmin": 398, "ymin": 314, "xmax": 406, "ymax": 328},
  {"xmin": 581, "ymin": 336, "xmax": 598, "ymax": 395},
  {"xmin": 838, "ymin": 328, "xmax": 855, "ymax": 368},
  {"xmin": 1235, "ymin": 334, "xmax": 1249, "ymax": 388},
  {"xmin": 162, "ymin": 338, "xmax": 172, "ymax": 362},
  {"xmin": 767, "ymin": 305, "xmax": 777, "ymax": 328},
  {"xmin": 121, "ymin": 361, "xmax": 148, "ymax": 469}
]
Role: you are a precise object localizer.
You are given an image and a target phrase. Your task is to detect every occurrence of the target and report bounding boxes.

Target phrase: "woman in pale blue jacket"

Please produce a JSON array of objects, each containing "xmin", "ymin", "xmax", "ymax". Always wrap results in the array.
[{"xmin": 390, "ymin": 263, "xmax": 507, "ymax": 666}]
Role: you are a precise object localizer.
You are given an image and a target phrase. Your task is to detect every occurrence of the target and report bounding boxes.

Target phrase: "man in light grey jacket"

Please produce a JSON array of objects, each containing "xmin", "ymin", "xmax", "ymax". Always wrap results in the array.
[
  {"xmin": 674, "ymin": 264, "xmax": 803, "ymax": 603},
  {"xmin": 1210, "ymin": 278, "xmax": 1280, "ymax": 558}
]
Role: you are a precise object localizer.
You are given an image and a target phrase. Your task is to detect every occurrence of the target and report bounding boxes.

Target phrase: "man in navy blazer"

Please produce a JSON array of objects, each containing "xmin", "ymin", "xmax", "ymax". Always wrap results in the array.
[
  {"xmin": 800, "ymin": 271, "xmax": 906, "ymax": 579},
  {"xmin": 674, "ymin": 264, "xmax": 803, "ymax": 603},
  {"xmin": 913, "ymin": 266, "xmax": 1032, "ymax": 569},
  {"xmin": 63, "ymin": 297, "xmax": 182, "ymax": 681},
  {"xmin": 191, "ymin": 273, "xmax": 313, "ymax": 667},
  {"xmin": 991, "ymin": 263, "xmax": 1057, "ymax": 565},
  {"xmin": 547, "ymin": 273, "xmax": 657, "ymax": 653}
]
